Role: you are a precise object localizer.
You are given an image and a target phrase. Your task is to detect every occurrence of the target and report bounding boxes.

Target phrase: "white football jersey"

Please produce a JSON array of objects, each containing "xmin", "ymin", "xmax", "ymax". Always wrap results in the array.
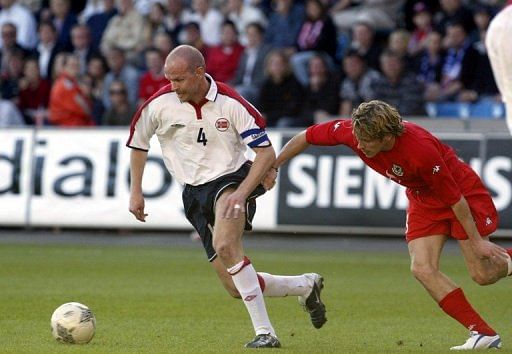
[{"xmin": 126, "ymin": 74, "xmax": 271, "ymax": 186}]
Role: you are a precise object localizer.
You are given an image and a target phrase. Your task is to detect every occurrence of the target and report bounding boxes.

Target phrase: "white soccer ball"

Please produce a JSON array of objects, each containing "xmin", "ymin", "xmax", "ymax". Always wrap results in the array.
[{"xmin": 50, "ymin": 302, "xmax": 96, "ymax": 344}]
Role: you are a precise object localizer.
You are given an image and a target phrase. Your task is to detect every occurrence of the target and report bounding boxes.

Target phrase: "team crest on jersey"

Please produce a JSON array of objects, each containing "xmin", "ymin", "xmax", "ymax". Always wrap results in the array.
[
  {"xmin": 215, "ymin": 118, "xmax": 229, "ymax": 131},
  {"xmin": 391, "ymin": 164, "xmax": 404, "ymax": 177}
]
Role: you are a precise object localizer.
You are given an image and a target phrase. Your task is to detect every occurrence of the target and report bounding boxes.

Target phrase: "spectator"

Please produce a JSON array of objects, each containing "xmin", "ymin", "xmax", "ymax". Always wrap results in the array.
[
  {"xmin": 180, "ymin": 21, "xmax": 209, "ymax": 56},
  {"xmin": 182, "ymin": 0, "xmax": 223, "ymax": 46},
  {"xmin": 205, "ymin": 20, "xmax": 244, "ymax": 83},
  {"xmin": 264, "ymin": 0, "xmax": 304, "ymax": 55},
  {"xmin": 50, "ymin": 51, "xmax": 67, "ymax": 80},
  {"xmin": 152, "ymin": 30, "xmax": 175, "ymax": 58},
  {"xmin": 387, "ymin": 29, "xmax": 414, "ymax": 68},
  {"xmin": 42, "ymin": 0, "xmax": 78, "ymax": 52},
  {"xmin": 231, "ymin": 22, "xmax": 272, "ymax": 105},
  {"xmin": 48, "ymin": 53, "xmax": 94, "ymax": 126},
  {"xmin": 102, "ymin": 46, "xmax": 139, "ymax": 108},
  {"xmin": 408, "ymin": 1, "xmax": 433, "ymax": 57},
  {"xmin": 347, "ymin": 21, "xmax": 382, "ymax": 71},
  {"xmin": 35, "ymin": 21, "xmax": 63, "ymax": 79},
  {"xmin": 86, "ymin": 0, "xmax": 117, "ymax": 51},
  {"xmin": 138, "ymin": 47, "xmax": 167, "ymax": 104},
  {"xmin": 225, "ymin": 0, "xmax": 267, "ymax": 45},
  {"xmin": 415, "ymin": 30, "xmax": 444, "ymax": 102},
  {"xmin": 86, "ymin": 54, "xmax": 108, "ymax": 113},
  {"xmin": 471, "ymin": 5, "xmax": 492, "ymax": 43},
  {"xmin": 102, "ymin": 79, "xmax": 136, "ymax": 125},
  {"xmin": 258, "ymin": 50, "xmax": 304, "ymax": 127},
  {"xmin": 79, "ymin": 72, "xmax": 105, "ymax": 124},
  {"xmin": 436, "ymin": 21, "xmax": 478, "ymax": 101},
  {"xmin": 164, "ymin": 0, "xmax": 191, "ymax": 43},
  {"xmin": 79, "ymin": 0, "xmax": 107, "ymax": 23},
  {"xmin": 1, "ymin": 47, "xmax": 24, "ymax": 101},
  {"xmin": 339, "ymin": 50, "xmax": 380, "ymax": 116},
  {"xmin": 458, "ymin": 30, "xmax": 499, "ymax": 103},
  {"xmin": 330, "ymin": 0, "xmax": 404, "ymax": 32},
  {"xmin": 1, "ymin": 23, "xmax": 32, "ymax": 75},
  {"xmin": 18, "ymin": 0, "xmax": 43, "ymax": 13},
  {"xmin": 0, "ymin": 94, "xmax": 24, "ymax": 127},
  {"xmin": 290, "ymin": 0, "xmax": 337, "ymax": 86},
  {"xmin": 70, "ymin": 24, "xmax": 100, "ymax": 74},
  {"xmin": 100, "ymin": 0, "xmax": 147, "ymax": 64},
  {"xmin": 18, "ymin": 57, "xmax": 51, "ymax": 124},
  {"xmin": 434, "ymin": 0, "xmax": 475, "ymax": 34},
  {"xmin": 299, "ymin": 54, "xmax": 339, "ymax": 125},
  {"xmin": 369, "ymin": 50, "xmax": 425, "ymax": 116},
  {"xmin": 0, "ymin": 0, "xmax": 37, "ymax": 50},
  {"xmin": 143, "ymin": 2, "xmax": 170, "ymax": 47}
]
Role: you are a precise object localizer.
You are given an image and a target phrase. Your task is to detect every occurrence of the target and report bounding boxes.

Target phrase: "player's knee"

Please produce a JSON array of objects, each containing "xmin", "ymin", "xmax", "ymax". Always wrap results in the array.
[
  {"xmin": 410, "ymin": 263, "xmax": 437, "ymax": 282},
  {"xmin": 214, "ymin": 241, "xmax": 236, "ymax": 262},
  {"xmin": 470, "ymin": 272, "xmax": 496, "ymax": 286}
]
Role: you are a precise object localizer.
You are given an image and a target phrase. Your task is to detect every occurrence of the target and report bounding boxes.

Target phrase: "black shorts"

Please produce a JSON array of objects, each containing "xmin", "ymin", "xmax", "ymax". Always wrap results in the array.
[{"xmin": 182, "ymin": 162, "xmax": 266, "ymax": 262}]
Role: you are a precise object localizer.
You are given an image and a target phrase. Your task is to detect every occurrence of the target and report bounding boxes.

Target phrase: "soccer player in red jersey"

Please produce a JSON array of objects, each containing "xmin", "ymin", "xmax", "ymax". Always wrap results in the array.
[
  {"xmin": 265, "ymin": 100, "xmax": 512, "ymax": 350},
  {"xmin": 127, "ymin": 45, "xmax": 326, "ymax": 348}
]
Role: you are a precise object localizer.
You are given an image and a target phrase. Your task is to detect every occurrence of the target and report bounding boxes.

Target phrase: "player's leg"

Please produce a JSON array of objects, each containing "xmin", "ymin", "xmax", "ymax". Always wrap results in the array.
[
  {"xmin": 408, "ymin": 235, "xmax": 501, "ymax": 350},
  {"xmin": 212, "ymin": 188, "xmax": 280, "ymax": 348},
  {"xmin": 458, "ymin": 237, "xmax": 510, "ymax": 285},
  {"xmin": 210, "ymin": 259, "xmax": 327, "ymax": 329}
]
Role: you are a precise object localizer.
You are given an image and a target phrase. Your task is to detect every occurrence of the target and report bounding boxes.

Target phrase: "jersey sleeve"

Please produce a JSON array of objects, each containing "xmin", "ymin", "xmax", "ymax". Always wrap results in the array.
[
  {"xmin": 126, "ymin": 104, "xmax": 156, "ymax": 151},
  {"xmin": 305, "ymin": 119, "xmax": 353, "ymax": 146},
  {"xmin": 414, "ymin": 143, "xmax": 462, "ymax": 206},
  {"xmin": 230, "ymin": 97, "xmax": 271, "ymax": 148}
]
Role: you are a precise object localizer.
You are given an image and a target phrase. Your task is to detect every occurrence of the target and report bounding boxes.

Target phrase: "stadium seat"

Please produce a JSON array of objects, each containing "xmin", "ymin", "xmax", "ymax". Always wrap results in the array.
[
  {"xmin": 427, "ymin": 102, "xmax": 470, "ymax": 119},
  {"xmin": 469, "ymin": 100, "xmax": 505, "ymax": 119}
]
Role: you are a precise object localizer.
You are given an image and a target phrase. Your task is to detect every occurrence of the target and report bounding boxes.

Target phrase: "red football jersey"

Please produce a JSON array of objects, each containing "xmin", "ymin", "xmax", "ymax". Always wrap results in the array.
[{"xmin": 306, "ymin": 120, "xmax": 479, "ymax": 207}]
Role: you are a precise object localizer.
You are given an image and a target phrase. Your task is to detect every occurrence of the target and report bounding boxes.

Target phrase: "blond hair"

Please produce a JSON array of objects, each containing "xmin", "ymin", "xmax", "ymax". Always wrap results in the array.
[{"xmin": 352, "ymin": 100, "xmax": 404, "ymax": 140}]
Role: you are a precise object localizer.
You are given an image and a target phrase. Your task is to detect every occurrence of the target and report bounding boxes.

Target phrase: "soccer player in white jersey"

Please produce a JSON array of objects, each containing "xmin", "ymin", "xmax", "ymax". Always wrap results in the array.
[
  {"xmin": 486, "ymin": 0, "xmax": 512, "ymax": 133},
  {"xmin": 126, "ymin": 45, "xmax": 326, "ymax": 348}
]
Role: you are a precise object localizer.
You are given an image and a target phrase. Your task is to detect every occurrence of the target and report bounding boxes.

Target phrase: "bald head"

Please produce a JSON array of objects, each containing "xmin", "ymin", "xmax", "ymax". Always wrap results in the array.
[{"xmin": 165, "ymin": 45, "xmax": 205, "ymax": 72}]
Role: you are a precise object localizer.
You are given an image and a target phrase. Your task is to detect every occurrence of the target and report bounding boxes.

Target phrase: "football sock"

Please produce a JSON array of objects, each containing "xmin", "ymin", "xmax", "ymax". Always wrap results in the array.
[
  {"xmin": 257, "ymin": 273, "xmax": 311, "ymax": 297},
  {"xmin": 506, "ymin": 249, "xmax": 512, "ymax": 275},
  {"xmin": 439, "ymin": 288, "xmax": 496, "ymax": 336},
  {"xmin": 228, "ymin": 257, "xmax": 275, "ymax": 336}
]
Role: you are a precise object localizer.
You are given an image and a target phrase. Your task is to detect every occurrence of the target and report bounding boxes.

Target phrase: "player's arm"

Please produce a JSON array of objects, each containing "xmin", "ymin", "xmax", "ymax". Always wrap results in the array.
[
  {"xmin": 261, "ymin": 130, "xmax": 309, "ymax": 190},
  {"xmin": 129, "ymin": 149, "xmax": 149, "ymax": 222},
  {"xmin": 451, "ymin": 196, "xmax": 507, "ymax": 260}
]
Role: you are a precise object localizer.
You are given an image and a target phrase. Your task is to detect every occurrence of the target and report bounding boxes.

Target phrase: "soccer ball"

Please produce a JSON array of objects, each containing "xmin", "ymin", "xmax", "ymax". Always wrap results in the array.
[{"xmin": 50, "ymin": 302, "xmax": 96, "ymax": 344}]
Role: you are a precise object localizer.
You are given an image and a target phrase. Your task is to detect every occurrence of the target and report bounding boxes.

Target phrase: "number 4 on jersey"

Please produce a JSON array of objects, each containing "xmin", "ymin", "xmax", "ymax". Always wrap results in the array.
[{"xmin": 197, "ymin": 127, "xmax": 208, "ymax": 146}]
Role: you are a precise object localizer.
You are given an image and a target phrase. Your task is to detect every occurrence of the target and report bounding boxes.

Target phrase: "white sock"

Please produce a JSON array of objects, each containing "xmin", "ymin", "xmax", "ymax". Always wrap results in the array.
[
  {"xmin": 258, "ymin": 272, "xmax": 312, "ymax": 297},
  {"xmin": 228, "ymin": 258, "xmax": 275, "ymax": 336}
]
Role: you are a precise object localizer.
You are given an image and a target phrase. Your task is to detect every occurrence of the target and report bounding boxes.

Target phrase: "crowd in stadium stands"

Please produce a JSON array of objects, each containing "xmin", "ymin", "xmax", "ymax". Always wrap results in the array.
[{"xmin": 0, "ymin": 0, "xmax": 507, "ymax": 127}]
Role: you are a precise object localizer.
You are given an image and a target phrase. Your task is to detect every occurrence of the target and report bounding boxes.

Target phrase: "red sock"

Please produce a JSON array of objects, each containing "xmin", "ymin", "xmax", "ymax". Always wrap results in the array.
[
  {"xmin": 507, "ymin": 249, "xmax": 512, "ymax": 258},
  {"xmin": 439, "ymin": 288, "xmax": 496, "ymax": 336}
]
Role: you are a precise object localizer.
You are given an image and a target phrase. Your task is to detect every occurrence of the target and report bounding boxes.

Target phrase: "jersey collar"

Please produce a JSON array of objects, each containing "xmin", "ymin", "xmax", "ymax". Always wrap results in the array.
[{"xmin": 204, "ymin": 73, "xmax": 218, "ymax": 102}]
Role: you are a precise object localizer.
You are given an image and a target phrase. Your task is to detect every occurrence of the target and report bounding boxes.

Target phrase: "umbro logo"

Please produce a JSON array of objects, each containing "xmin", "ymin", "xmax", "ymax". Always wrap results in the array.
[{"xmin": 244, "ymin": 295, "xmax": 257, "ymax": 302}]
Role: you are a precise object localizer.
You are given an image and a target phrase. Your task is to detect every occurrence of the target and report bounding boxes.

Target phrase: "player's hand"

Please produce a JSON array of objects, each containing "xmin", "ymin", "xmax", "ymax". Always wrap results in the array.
[
  {"xmin": 221, "ymin": 191, "xmax": 247, "ymax": 219},
  {"xmin": 262, "ymin": 168, "xmax": 277, "ymax": 191},
  {"xmin": 471, "ymin": 239, "xmax": 508, "ymax": 261},
  {"xmin": 129, "ymin": 192, "xmax": 148, "ymax": 222}
]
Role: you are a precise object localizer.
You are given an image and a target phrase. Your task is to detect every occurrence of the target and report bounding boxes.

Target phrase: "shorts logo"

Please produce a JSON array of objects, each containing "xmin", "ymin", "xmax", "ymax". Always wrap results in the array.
[
  {"xmin": 391, "ymin": 164, "xmax": 404, "ymax": 177},
  {"xmin": 215, "ymin": 118, "xmax": 229, "ymax": 131}
]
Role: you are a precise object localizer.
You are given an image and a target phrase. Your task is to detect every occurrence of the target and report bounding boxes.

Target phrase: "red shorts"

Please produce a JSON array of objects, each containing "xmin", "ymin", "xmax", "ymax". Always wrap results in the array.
[{"xmin": 405, "ymin": 182, "xmax": 498, "ymax": 242}]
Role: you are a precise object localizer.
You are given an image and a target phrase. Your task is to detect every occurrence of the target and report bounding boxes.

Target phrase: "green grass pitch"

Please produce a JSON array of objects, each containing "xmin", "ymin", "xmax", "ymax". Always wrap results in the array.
[{"xmin": 1, "ymin": 240, "xmax": 511, "ymax": 353}]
